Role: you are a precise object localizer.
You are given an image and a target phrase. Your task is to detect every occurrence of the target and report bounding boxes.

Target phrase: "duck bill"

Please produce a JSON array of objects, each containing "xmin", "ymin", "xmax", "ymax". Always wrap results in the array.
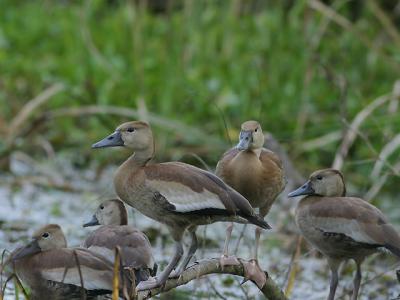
[
  {"xmin": 13, "ymin": 240, "xmax": 41, "ymax": 260},
  {"xmin": 236, "ymin": 131, "xmax": 252, "ymax": 151},
  {"xmin": 92, "ymin": 131, "xmax": 124, "ymax": 148},
  {"xmin": 288, "ymin": 181, "xmax": 314, "ymax": 197},
  {"xmin": 83, "ymin": 215, "xmax": 100, "ymax": 227}
]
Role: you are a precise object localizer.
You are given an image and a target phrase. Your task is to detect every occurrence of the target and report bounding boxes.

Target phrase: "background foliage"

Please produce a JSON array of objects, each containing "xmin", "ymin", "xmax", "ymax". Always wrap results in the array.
[{"xmin": 1, "ymin": 0, "xmax": 399, "ymax": 204}]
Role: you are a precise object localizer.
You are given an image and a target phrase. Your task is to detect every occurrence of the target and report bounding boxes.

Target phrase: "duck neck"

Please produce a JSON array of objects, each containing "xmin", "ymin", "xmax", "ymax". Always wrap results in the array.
[{"xmin": 125, "ymin": 147, "xmax": 154, "ymax": 168}]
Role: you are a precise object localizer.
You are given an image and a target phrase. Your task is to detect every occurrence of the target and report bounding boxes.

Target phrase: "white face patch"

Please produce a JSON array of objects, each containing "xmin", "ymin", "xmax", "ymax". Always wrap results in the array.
[{"xmin": 147, "ymin": 180, "xmax": 226, "ymax": 212}]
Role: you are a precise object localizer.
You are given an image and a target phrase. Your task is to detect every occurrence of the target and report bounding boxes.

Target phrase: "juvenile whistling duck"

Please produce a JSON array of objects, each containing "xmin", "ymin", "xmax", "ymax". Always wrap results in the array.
[
  {"xmin": 10, "ymin": 224, "xmax": 114, "ymax": 300},
  {"xmin": 288, "ymin": 169, "xmax": 400, "ymax": 300},
  {"xmin": 92, "ymin": 121, "xmax": 270, "ymax": 291},
  {"xmin": 83, "ymin": 199, "xmax": 157, "ymax": 282},
  {"xmin": 216, "ymin": 120, "xmax": 285, "ymax": 283}
]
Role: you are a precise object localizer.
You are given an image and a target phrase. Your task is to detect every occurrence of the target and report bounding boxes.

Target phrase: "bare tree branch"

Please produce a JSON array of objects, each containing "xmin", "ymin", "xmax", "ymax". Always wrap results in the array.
[{"xmin": 136, "ymin": 258, "xmax": 287, "ymax": 300}]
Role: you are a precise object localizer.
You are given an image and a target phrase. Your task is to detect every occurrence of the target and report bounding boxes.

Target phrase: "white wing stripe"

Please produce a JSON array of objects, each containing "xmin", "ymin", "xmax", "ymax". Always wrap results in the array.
[
  {"xmin": 148, "ymin": 180, "xmax": 225, "ymax": 212},
  {"xmin": 42, "ymin": 267, "xmax": 112, "ymax": 290},
  {"xmin": 314, "ymin": 217, "xmax": 377, "ymax": 244}
]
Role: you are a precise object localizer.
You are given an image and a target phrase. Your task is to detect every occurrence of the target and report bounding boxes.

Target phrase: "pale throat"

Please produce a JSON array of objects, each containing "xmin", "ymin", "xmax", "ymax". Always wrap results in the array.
[{"xmin": 252, "ymin": 148, "xmax": 262, "ymax": 158}]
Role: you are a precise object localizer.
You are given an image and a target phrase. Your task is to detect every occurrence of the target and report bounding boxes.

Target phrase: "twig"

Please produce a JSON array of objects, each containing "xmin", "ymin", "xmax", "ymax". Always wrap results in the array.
[
  {"xmin": 341, "ymin": 119, "xmax": 400, "ymax": 177},
  {"xmin": 182, "ymin": 153, "xmax": 212, "ymax": 172},
  {"xmin": 213, "ymin": 103, "xmax": 232, "ymax": 146},
  {"xmin": 5, "ymin": 83, "xmax": 64, "ymax": 146},
  {"xmin": 332, "ymin": 93, "xmax": 391, "ymax": 170},
  {"xmin": 368, "ymin": 0, "xmax": 400, "ymax": 49},
  {"xmin": 1, "ymin": 274, "xmax": 28, "ymax": 300},
  {"xmin": 371, "ymin": 134, "xmax": 400, "ymax": 178},
  {"xmin": 308, "ymin": 0, "xmax": 397, "ymax": 65},
  {"xmin": 299, "ymin": 131, "xmax": 341, "ymax": 152},
  {"xmin": 283, "ymin": 236, "xmax": 302, "ymax": 297},
  {"xmin": 137, "ymin": 258, "xmax": 287, "ymax": 300},
  {"xmin": 337, "ymin": 259, "xmax": 400, "ymax": 299},
  {"xmin": 365, "ymin": 161, "xmax": 400, "ymax": 201},
  {"xmin": 205, "ymin": 277, "xmax": 227, "ymax": 300},
  {"xmin": 72, "ymin": 250, "xmax": 86, "ymax": 300},
  {"xmin": 235, "ymin": 277, "xmax": 250, "ymax": 300},
  {"xmin": 233, "ymin": 224, "xmax": 247, "ymax": 256},
  {"xmin": 112, "ymin": 248, "xmax": 120, "ymax": 300}
]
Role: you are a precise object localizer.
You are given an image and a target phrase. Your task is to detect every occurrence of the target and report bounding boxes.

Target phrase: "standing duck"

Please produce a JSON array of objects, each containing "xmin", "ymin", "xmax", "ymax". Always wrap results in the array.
[
  {"xmin": 216, "ymin": 121, "xmax": 285, "ymax": 277},
  {"xmin": 10, "ymin": 224, "xmax": 114, "ymax": 300},
  {"xmin": 83, "ymin": 199, "xmax": 157, "ymax": 283},
  {"xmin": 288, "ymin": 169, "xmax": 400, "ymax": 300},
  {"xmin": 92, "ymin": 121, "xmax": 270, "ymax": 291}
]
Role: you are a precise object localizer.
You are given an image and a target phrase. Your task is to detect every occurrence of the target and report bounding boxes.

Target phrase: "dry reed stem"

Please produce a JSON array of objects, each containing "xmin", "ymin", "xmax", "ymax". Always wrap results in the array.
[
  {"xmin": 371, "ymin": 134, "xmax": 400, "ymax": 179},
  {"xmin": 6, "ymin": 83, "xmax": 64, "ymax": 146},
  {"xmin": 332, "ymin": 94, "xmax": 391, "ymax": 170},
  {"xmin": 284, "ymin": 236, "xmax": 302, "ymax": 297},
  {"xmin": 72, "ymin": 250, "xmax": 86, "ymax": 300},
  {"xmin": 112, "ymin": 248, "xmax": 120, "ymax": 300},
  {"xmin": 368, "ymin": 0, "xmax": 400, "ymax": 49},
  {"xmin": 308, "ymin": 0, "xmax": 396, "ymax": 64}
]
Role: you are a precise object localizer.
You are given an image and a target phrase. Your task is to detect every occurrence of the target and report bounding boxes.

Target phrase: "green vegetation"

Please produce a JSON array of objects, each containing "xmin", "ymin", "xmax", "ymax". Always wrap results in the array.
[{"xmin": 0, "ymin": 0, "xmax": 399, "ymax": 199}]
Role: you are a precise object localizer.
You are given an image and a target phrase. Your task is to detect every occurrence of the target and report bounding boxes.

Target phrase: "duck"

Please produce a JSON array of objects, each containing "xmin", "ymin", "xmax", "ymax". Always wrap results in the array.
[
  {"xmin": 9, "ymin": 224, "xmax": 115, "ymax": 300},
  {"xmin": 83, "ymin": 198, "xmax": 157, "ymax": 283},
  {"xmin": 288, "ymin": 168, "xmax": 400, "ymax": 300},
  {"xmin": 215, "ymin": 120, "xmax": 285, "ymax": 282},
  {"xmin": 91, "ymin": 120, "xmax": 270, "ymax": 291}
]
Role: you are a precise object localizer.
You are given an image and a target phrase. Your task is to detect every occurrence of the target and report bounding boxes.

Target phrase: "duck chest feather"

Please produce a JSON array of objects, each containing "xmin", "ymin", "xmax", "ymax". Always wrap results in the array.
[{"xmin": 226, "ymin": 151, "xmax": 283, "ymax": 207}]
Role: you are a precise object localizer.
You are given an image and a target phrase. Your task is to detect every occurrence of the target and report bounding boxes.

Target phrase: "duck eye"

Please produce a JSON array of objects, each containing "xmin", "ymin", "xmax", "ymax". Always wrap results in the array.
[
  {"xmin": 254, "ymin": 128, "xmax": 258, "ymax": 132},
  {"xmin": 42, "ymin": 232, "xmax": 49, "ymax": 238},
  {"xmin": 127, "ymin": 127, "xmax": 135, "ymax": 133},
  {"xmin": 316, "ymin": 176, "xmax": 323, "ymax": 181},
  {"xmin": 100, "ymin": 205, "xmax": 104, "ymax": 210}
]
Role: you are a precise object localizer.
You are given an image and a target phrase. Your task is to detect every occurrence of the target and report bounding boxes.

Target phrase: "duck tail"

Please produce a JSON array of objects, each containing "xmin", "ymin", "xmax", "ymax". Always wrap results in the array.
[
  {"xmin": 382, "ymin": 224, "xmax": 400, "ymax": 258},
  {"xmin": 385, "ymin": 244, "xmax": 400, "ymax": 258},
  {"xmin": 245, "ymin": 214, "xmax": 271, "ymax": 230}
]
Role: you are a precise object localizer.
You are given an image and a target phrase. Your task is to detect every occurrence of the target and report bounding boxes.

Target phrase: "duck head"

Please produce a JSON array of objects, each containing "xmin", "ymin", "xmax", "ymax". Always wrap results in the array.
[
  {"xmin": 92, "ymin": 121, "xmax": 153, "ymax": 151},
  {"xmin": 83, "ymin": 199, "xmax": 128, "ymax": 227},
  {"xmin": 13, "ymin": 224, "xmax": 67, "ymax": 260},
  {"xmin": 288, "ymin": 168, "xmax": 346, "ymax": 198},
  {"xmin": 236, "ymin": 120, "xmax": 264, "ymax": 151}
]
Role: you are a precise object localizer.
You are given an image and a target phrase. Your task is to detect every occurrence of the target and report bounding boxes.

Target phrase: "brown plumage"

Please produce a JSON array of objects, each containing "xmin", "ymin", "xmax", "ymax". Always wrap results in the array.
[
  {"xmin": 83, "ymin": 199, "xmax": 157, "ymax": 282},
  {"xmin": 216, "ymin": 120, "xmax": 285, "ymax": 213},
  {"xmin": 215, "ymin": 120, "xmax": 285, "ymax": 281},
  {"xmin": 288, "ymin": 168, "xmax": 400, "ymax": 300},
  {"xmin": 9, "ymin": 224, "xmax": 114, "ymax": 300},
  {"xmin": 92, "ymin": 120, "xmax": 270, "ymax": 291}
]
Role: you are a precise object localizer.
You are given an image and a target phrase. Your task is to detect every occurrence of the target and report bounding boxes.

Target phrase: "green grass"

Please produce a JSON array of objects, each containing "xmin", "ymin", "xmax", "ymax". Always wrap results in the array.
[{"xmin": 0, "ymin": 0, "xmax": 399, "ymax": 197}]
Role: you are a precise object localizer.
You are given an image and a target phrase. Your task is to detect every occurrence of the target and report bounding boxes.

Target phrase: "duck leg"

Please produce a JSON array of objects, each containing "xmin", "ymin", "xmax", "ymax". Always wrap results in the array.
[
  {"xmin": 241, "ymin": 226, "xmax": 267, "ymax": 288},
  {"xmin": 169, "ymin": 226, "xmax": 198, "ymax": 278},
  {"xmin": 351, "ymin": 260, "xmax": 362, "ymax": 300},
  {"xmin": 136, "ymin": 241, "xmax": 183, "ymax": 291},
  {"xmin": 327, "ymin": 258, "xmax": 340, "ymax": 300},
  {"xmin": 241, "ymin": 207, "xmax": 267, "ymax": 288},
  {"xmin": 220, "ymin": 222, "xmax": 240, "ymax": 268}
]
